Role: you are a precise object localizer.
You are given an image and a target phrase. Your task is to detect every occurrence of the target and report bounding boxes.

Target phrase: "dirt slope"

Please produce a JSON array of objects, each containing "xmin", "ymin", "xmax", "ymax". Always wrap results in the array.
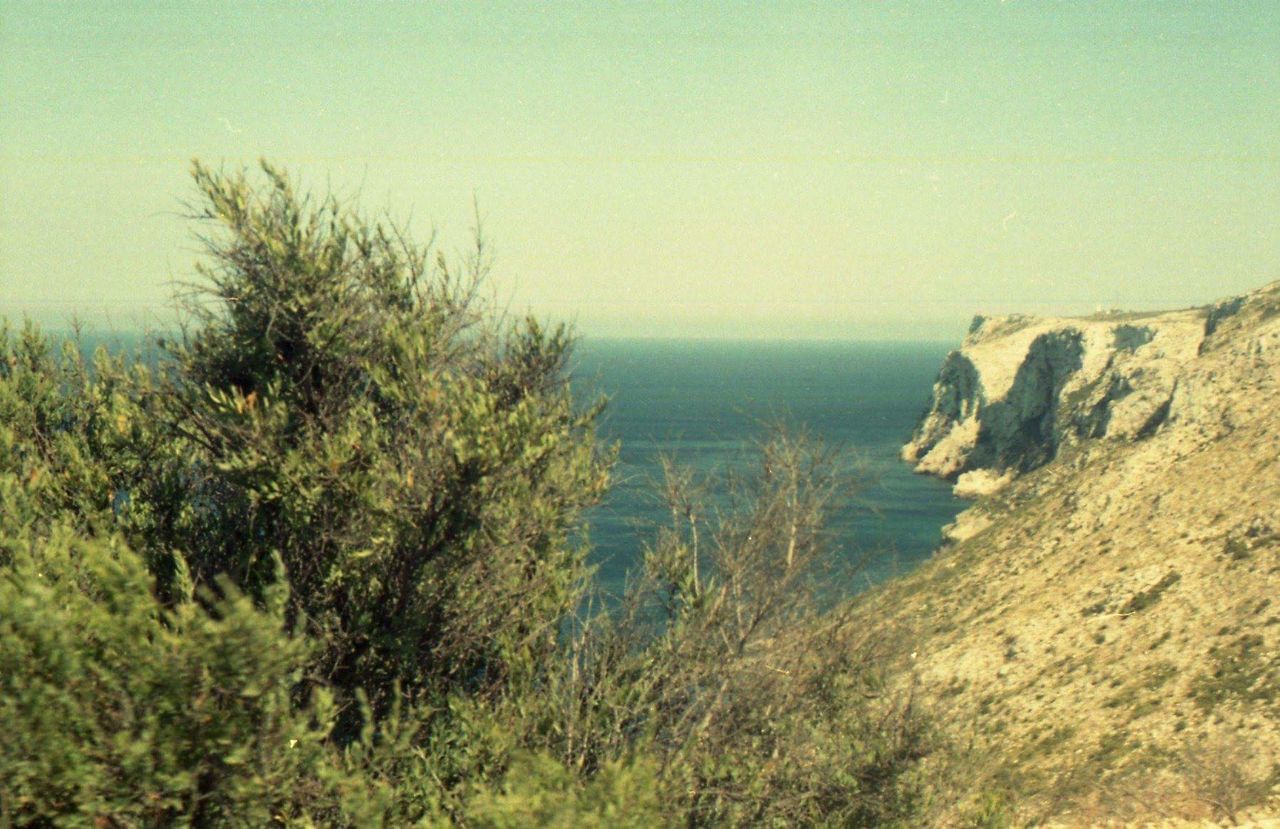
[{"xmin": 863, "ymin": 282, "xmax": 1280, "ymax": 825}]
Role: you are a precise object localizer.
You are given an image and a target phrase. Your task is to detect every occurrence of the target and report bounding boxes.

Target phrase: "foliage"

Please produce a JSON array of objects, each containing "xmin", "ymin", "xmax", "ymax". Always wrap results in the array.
[
  {"xmin": 537, "ymin": 430, "xmax": 934, "ymax": 826},
  {"xmin": 0, "ymin": 162, "xmax": 933, "ymax": 826},
  {"xmin": 0, "ymin": 322, "xmax": 137, "ymax": 546},
  {"xmin": 0, "ymin": 524, "xmax": 337, "ymax": 826},
  {"xmin": 1190, "ymin": 632, "xmax": 1277, "ymax": 713},
  {"xmin": 133, "ymin": 161, "xmax": 610, "ymax": 722},
  {"xmin": 462, "ymin": 752, "xmax": 663, "ymax": 828}
]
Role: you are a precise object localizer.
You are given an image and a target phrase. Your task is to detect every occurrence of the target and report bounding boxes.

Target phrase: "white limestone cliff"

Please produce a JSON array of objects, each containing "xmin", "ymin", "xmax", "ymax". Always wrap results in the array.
[
  {"xmin": 863, "ymin": 282, "xmax": 1280, "ymax": 822},
  {"xmin": 902, "ymin": 283, "xmax": 1279, "ymax": 496}
]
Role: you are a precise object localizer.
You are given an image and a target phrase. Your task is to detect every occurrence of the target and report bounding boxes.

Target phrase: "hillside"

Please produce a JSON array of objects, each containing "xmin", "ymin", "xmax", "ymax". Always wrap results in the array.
[{"xmin": 866, "ymin": 282, "xmax": 1280, "ymax": 825}]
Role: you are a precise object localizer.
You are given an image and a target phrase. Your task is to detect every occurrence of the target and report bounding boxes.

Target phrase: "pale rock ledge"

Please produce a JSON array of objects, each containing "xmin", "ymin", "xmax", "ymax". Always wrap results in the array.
[{"xmin": 902, "ymin": 282, "xmax": 1280, "ymax": 498}]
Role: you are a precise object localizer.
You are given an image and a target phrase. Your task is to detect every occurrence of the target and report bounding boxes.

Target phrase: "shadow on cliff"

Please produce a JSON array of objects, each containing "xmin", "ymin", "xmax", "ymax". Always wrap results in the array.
[{"xmin": 969, "ymin": 330, "xmax": 1085, "ymax": 473}]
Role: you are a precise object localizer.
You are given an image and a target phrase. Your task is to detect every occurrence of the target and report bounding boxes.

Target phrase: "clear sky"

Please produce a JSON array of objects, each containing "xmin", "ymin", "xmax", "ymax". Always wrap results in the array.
[{"xmin": 2, "ymin": 2, "xmax": 1278, "ymax": 339}]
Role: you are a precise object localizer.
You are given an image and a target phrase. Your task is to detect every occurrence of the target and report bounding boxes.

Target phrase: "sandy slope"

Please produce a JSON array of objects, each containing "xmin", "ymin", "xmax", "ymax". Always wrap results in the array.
[{"xmin": 863, "ymin": 282, "xmax": 1280, "ymax": 825}]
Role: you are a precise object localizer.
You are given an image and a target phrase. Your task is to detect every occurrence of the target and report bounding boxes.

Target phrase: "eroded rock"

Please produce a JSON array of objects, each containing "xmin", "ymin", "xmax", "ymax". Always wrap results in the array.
[{"xmin": 899, "ymin": 291, "xmax": 1251, "ymax": 494}]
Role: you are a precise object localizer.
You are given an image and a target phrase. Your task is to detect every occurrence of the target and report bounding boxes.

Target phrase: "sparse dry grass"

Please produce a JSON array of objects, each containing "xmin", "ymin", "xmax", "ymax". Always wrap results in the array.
[{"xmin": 851, "ymin": 282, "xmax": 1280, "ymax": 824}]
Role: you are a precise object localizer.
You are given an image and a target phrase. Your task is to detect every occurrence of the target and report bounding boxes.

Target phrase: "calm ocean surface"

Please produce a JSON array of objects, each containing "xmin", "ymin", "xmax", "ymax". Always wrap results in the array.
[
  {"xmin": 573, "ymin": 339, "xmax": 964, "ymax": 599},
  {"xmin": 70, "ymin": 332, "xmax": 964, "ymax": 598}
]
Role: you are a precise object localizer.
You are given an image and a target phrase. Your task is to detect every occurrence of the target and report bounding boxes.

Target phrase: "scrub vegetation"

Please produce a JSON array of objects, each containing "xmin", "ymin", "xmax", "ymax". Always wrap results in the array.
[{"xmin": 0, "ymin": 162, "xmax": 932, "ymax": 826}]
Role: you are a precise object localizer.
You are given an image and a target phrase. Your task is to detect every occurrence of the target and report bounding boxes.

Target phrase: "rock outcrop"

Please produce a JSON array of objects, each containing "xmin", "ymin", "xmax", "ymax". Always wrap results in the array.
[
  {"xmin": 868, "ymin": 281, "xmax": 1280, "ymax": 825},
  {"xmin": 900, "ymin": 292, "xmax": 1260, "ymax": 493}
]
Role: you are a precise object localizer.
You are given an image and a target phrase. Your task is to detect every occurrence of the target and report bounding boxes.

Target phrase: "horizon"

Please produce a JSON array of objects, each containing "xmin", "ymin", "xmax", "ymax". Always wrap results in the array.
[
  {"xmin": 25, "ymin": 316, "xmax": 960, "ymax": 346},
  {"xmin": 3, "ymin": 3, "xmax": 1278, "ymax": 338},
  {"xmin": 18, "ymin": 283, "xmax": 1262, "ymax": 345}
]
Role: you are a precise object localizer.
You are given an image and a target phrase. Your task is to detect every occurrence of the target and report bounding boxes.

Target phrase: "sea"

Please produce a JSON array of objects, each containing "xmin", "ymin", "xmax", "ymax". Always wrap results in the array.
[
  {"xmin": 573, "ymin": 339, "xmax": 963, "ymax": 600},
  {"xmin": 68, "ymin": 331, "xmax": 964, "ymax": 599}
]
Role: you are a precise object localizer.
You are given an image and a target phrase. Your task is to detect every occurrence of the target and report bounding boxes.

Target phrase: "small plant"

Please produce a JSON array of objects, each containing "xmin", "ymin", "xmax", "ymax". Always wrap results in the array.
[
  {"xmin": 967, "ymin": 791, "xmax": 1015, "ymax": 829},
  {"xmin": 1090, "ymin": 732, "xmax": 1138, "ymax": 767},
  {"xmin": 1225, "ymin": 537, "xmax": 1251, "ymax": 561},
  {"xmin": 1190, "ymin": 633, "xmax": 1276, "ymax": 712},
  {"xmin": 1180, "ymin": 734, "xmax": 1277, "ymax": 822},
  {"xmin": 1143, "ymin": 661, "xmax": 1178, "ymax": 689},
  {"xmin": 1120, "ymin": 571, "xmax": 1180, "ymax": 615}
]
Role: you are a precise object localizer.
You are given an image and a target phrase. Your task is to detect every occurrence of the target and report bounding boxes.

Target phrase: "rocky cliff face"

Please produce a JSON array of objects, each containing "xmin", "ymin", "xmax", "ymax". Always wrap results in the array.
[
  {"xmin": 866, "ymin": 282, "xmax": 1280, "ymax": 825},
  {"xmin": 900, "ymin": 291, "xmax": 1259, "ymax": 499}
]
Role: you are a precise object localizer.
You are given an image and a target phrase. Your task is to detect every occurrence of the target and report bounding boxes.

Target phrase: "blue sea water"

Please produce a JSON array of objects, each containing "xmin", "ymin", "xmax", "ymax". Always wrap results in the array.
[{"xmin": 572, "ymin": 340, "xmax": 964, "ymax": 599}]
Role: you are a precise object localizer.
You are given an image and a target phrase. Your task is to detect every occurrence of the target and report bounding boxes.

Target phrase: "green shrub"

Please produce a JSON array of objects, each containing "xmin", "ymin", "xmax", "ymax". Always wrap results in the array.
[
  {"xmin": 463, "ymin": 752, "xmax": 664, "ymax": 828},
  {"xmin": 0, "ymin": 162, "xmax": 935, "ymax": 826},
  {"xmin": 0, "ymin": 322, "xmax": 128, "ymax": 544},
  {"xmin": 129, "ymin": 162, "xmax": 611, "ymax": 725},
  {"xmin": 1190, "ymin": 633, "xmax": 1277, "ymax": 712},
  {"xmin": 537, "ymin": 430, "xmax": 935, "ymax": 826},
  {"xmin": 0, "ymin": 519, "xmax": 339, "ymax": 826}
]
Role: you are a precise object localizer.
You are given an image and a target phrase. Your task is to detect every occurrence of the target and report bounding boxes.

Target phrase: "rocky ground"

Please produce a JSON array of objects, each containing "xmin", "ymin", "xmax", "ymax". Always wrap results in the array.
[{"xmin": 862, "ymin": 282, "xmax": 1280, "ymax": 825}]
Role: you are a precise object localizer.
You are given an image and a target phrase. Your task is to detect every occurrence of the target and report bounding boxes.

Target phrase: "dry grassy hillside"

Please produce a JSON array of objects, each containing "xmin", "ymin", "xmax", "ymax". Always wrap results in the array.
[{"xmin": 862, "ymin": 283, "xmax": 1280, "ymax": 825}]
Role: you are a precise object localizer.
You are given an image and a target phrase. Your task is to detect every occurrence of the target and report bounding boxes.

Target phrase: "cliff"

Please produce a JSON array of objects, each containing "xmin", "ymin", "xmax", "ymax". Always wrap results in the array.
[
  {"xmin": 902, "ymin": 291, "xmax": 1263, "ymax": 501},
  {"xmin": 866, "ymin": 282, "xmax": 1280, "ymax": 825}
]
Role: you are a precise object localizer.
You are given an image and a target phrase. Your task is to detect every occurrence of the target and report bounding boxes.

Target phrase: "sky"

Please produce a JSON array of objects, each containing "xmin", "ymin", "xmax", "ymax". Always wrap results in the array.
[{"xmin": 1, "ymin": 2, "xmax": 1278, "ymax": 340}]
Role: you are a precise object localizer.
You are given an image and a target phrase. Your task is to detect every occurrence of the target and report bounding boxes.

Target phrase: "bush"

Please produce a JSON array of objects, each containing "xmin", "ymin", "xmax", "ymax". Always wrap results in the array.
[
  {"xmin": 0, "ymin": 322, "xmax": 130, "ymax": 546},
  {"xmin": 0, "ymin": 513, "xmax": 338, "ymax": 825},
  {"xmin": 538, "ymin": 430, "xmax": 934, "ymax": 826},
  {"xmin": 117, "ymin": 162, "xmax": 610, "ymax": 730},
  {"xmin": 0, "ymin": 162, "xmax": 934, "ymax": 825}
]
